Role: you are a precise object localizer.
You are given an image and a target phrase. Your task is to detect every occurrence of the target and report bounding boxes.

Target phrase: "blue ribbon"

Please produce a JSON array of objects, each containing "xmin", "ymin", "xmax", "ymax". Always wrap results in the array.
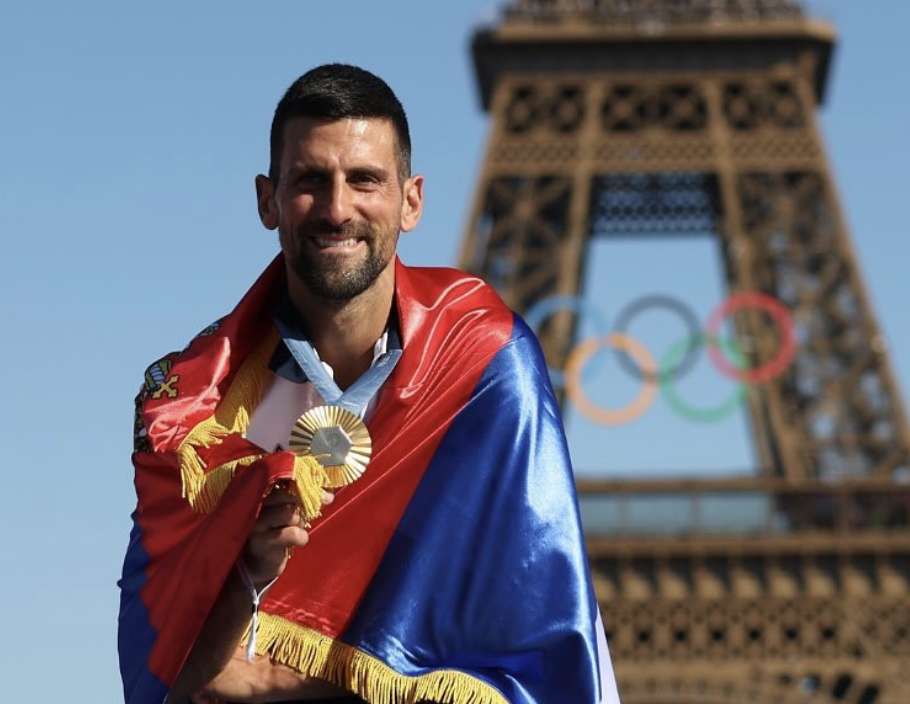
[{"xmin": 274, "ymin": 315, "xmax": 402, "ymax": 418}]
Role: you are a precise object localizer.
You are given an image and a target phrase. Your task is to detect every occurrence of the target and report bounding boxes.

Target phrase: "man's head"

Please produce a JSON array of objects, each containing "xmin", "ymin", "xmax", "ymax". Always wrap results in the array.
[
  {"xmin": 269, "ymin": 63, "xmax": 412, "ymax": 184},
  {"xmin": 256, "ymin": 65, "xmax": 423, "ymax": 305}
]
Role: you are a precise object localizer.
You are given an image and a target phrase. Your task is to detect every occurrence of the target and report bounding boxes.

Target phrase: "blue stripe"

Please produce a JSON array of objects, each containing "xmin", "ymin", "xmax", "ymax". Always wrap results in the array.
[
  {"xmin": 342, "ymin": 315, "xmax": 601, "ymax": 703},
  {"xmin": 118, "ymin": 511, "xmax": 169, "ymax": 704}
]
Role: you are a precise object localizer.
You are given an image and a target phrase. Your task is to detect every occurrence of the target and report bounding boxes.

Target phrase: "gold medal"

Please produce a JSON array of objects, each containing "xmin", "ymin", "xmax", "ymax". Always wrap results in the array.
[{"xmin": 288, "ymin": 405, "xmax": 372, "ymax": 488}]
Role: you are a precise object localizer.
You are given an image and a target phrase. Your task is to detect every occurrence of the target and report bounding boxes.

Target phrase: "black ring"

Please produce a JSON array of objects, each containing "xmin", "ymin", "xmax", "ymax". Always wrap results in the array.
[{"xmin": 612, "ymin": 294, "xmax": 702, "ymax": 383}]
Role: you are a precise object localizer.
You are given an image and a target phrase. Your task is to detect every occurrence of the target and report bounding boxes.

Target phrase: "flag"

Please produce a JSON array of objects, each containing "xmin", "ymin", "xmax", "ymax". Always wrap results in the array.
[{"xmin": 118, "ymin": 256, "xmax": 616, "ymax": 704}]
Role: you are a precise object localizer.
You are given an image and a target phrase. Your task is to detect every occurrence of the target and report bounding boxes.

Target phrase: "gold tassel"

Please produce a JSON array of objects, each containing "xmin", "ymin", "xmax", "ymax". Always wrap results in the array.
[
  {"xmin": 246, "ymin": 613, "xmax": 509, "ymax": 704},
  {"xmin": 192, "ymin": 456, "xmax": 261, "ymax": 513},
  {"xmin": 292, "ymin": 455, "xmax": 331, "ymax": 521},
  {"xmin": 176, "ymin": 331, "xmax": 278, "ymax": 513}
]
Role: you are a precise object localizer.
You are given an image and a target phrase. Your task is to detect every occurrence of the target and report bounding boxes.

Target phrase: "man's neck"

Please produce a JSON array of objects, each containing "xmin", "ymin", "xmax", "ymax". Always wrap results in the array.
[{"xmin": 286, "ymin": 272, "xmax": 395, "ymax": 391}]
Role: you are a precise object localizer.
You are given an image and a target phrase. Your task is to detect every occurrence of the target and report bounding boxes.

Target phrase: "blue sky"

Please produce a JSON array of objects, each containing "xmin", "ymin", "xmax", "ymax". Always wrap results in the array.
[{"xmin": 1, "ymin": 1, "xmax": 907, "ymax": 699}]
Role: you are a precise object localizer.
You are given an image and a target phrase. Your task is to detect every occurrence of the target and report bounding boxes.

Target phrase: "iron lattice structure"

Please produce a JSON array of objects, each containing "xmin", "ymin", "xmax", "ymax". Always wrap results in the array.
[{"xmin": 459, "ymin": 1, "xmax": 910, "ymax": 703}]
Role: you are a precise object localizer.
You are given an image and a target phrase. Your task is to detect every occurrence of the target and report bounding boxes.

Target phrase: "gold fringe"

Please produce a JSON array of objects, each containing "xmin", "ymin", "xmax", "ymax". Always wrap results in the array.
[
  {"xmin": 292, "ymin": 455, "xmax": 330, "ymax": 520},
  {"xmin": 248, "ymin": 612, "xmax": 510, "ymax": 704},
  {"xmin": 173, "ymin": 330, "xmax": 330, "ymax": 519},
  {"xmin": 177, "ymin": 331, "xmax": 278, "ymax": 510},
  {"xmin": 177, "ymin": 333, "xmax": 328, "ymax": 521},
  {"xmin": 190, "ymin": 455, "xmax": 261, "ymax": 513}
]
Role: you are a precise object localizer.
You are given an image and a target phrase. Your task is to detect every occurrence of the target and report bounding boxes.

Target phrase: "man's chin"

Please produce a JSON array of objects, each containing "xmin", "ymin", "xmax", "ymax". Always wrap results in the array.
[{"xmin": 299, "ymin": 270, "xmax": 377, "ymax": 301}]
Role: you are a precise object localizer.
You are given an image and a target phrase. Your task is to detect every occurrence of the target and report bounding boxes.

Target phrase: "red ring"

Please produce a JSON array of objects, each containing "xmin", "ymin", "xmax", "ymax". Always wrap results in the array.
[{"xmin": 705, "ymin": 291, "xmax": 796, "ymax": 384}]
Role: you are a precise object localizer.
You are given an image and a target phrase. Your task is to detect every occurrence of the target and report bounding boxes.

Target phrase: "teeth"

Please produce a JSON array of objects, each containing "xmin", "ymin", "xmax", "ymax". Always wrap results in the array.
[{"xmin": 315, "ymin": 237, "xmax": 358, "ymax": 248}]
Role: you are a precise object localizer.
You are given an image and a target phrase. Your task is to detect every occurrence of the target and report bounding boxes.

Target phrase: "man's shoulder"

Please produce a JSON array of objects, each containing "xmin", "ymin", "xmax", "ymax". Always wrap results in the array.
[
  {"xmin": 138, "ymin": 317, "xmax": 225, "ymax": 386},
  {"xmin": 398, "ymin": 263, "xmax": 486, "ymax": 290},
  {"xmin": 399, "ymin": 265, "xmax": 545, "ymax": 345},
  {"xmin": 396, "ymin": 262, "xmax": 509, "ymax": 318}
]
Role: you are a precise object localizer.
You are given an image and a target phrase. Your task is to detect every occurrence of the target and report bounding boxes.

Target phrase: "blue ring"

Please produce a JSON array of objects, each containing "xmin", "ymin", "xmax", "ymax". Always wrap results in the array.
[{"xmin": 524, "ymin": 295, "xmax": 610, "ymax": 387}]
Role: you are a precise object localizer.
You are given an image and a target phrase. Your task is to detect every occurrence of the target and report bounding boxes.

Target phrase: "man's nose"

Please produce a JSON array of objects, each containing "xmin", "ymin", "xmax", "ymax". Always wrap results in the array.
[{"xmin": 319, "ymin": 178, "xmax": 354, "ymax": 226}]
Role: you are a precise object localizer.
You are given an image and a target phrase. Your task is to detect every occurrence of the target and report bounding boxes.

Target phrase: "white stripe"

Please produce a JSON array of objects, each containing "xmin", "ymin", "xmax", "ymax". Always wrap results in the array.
[{"xmin": 595, "ymin": 608, "xmax": 622, "ymax": 704}]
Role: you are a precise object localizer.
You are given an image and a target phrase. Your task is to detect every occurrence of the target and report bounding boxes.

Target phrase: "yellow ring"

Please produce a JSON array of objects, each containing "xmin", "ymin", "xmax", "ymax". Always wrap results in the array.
[{"xmin": 564, "ymin": 333, "xmax": 658, "ymax": 425}]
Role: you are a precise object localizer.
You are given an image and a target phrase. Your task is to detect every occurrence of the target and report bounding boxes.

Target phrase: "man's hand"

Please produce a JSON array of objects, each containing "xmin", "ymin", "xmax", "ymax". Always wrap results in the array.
[
  {"xmin": 194, "ymin": 648, "xmax": 352, "ymax": 703},
  {"xmin": 168, "ymin": 482, "xmax": 334, "ymax": 704},
  {"xmin": 241, "ymin": 483, "xmax": 333, "ymax": 588}
]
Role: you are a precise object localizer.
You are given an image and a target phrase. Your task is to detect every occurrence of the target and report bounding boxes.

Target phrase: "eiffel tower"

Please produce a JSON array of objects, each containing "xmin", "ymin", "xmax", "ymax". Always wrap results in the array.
[{"xmin": 458, "ymin": 2, "xmax": 910, "ymax": 703}]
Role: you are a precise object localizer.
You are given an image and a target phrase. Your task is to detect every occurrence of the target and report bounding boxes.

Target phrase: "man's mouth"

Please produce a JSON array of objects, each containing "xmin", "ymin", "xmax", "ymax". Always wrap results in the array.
[{"xmin": 314, "ymin": 236, "xmax": 360, "ymax": 248}]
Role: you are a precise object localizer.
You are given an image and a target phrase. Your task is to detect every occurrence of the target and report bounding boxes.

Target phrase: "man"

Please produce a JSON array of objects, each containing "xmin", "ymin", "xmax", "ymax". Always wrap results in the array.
[{"xmin": 119, "ymin": 64, "xmax": 621, "ymax": 704}]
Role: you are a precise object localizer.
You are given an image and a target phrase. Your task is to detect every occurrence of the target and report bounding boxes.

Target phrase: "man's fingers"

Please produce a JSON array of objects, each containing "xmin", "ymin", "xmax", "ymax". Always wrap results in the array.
[
  {"xmin": 277, "ymin": 524, "xmax": 310, "ymax": 547},
  {"xmin": 256, "ymin": 487, "xmax": 334, "ymax": 534},
  {"xmin": 246, "ymin": 484, "xmax": 335, "ymax": 583},
  {"xmin": 247, "ymin": 524, "xmax": 310, "ymax": 555},
  {"xmin": 242, "ymin": 483, "xmax": 337, "ymax": 585},
  {"xmin": 253, "ymin": 502, "xmax": 301, "ymax": 532},
  {"xmin": 262, "ymin": 486, "xmax": 296, "ymax": 507},
  {"xmin": 263, "ymin": 485, "xmax": 333, "ymax": 508},
  {"xmin": 242, "ymin": 524, "xmax": 310, "ymax": 586}
]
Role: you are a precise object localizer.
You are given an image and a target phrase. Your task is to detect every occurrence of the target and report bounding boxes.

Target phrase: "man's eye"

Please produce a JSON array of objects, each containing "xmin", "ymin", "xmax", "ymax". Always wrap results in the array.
[
  {"xmin": 351, "ymin": 173, "xmax": 380, "ymax": 186},
  {"xmin": 297, "ymin": 173, "xmax": 325, "ymax": 188}
]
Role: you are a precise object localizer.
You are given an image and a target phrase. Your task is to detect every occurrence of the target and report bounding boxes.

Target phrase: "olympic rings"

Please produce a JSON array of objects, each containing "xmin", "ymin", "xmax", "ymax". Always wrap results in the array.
[
  {"xmin": 705, "ymin": 292, "xmax": 796, "ymax": 384},
  {"xmin": 565, "ymin": 333, "xmax": 659, "ymax": 426},
  {"xmin": 523, "ymin": 290, "xmax": 797, "ymax": 425},
  {"xmin": 613, "ymin": 294, "xmax": 701, "ymax": 383},
  {"xmin": 659, "ymin": 335, "xmax": 748, "ymax": 423}
]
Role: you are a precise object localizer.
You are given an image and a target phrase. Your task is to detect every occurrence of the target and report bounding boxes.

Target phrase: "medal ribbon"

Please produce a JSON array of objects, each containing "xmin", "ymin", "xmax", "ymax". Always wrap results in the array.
[{"xmin": 274, "ymin": 316, "xmax": 401, "ymax": 418}]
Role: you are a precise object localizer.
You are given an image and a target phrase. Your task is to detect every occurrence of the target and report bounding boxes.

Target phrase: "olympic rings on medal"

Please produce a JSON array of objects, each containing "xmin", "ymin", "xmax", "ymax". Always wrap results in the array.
[
  {"xmin": 705, "ymin": 291, "xmax": 796, "ymax": 384},
  {"xmin": 524, "ymin": 290, "xmax": 797, "ymax": 425},
  {"xmin": 613, "ymin": 294, "xmax": 701, "ymax": 383},
  {"xmin": 565, "ymin": 333, "xmax": 659, "ymax": 426}
]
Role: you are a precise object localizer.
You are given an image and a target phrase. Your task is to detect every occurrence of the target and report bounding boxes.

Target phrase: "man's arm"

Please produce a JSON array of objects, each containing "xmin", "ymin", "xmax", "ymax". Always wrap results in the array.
[
  {"xmin": 168, "ymin": 569, "xmax": 260, "ymax": 703},
  {"xmin": 168, "ymin": 488, "xmax": 346, "ymax": 704},
  {"xmin": 194, "ymin": 644, "xmax": 355, "ymax": 703}
]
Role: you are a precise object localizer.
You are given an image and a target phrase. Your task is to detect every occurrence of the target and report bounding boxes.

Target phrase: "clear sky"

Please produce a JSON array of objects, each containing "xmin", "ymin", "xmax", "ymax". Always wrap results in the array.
[{"xmin": 1, "ymin": 0, "xmax": 907, "ymax": 699}]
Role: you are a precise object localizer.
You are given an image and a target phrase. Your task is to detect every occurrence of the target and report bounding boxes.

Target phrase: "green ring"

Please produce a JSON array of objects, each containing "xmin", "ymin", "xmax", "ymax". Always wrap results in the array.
[{"xmin": 659, "ymin": 334, "xmax": 747, "ymax": 423}]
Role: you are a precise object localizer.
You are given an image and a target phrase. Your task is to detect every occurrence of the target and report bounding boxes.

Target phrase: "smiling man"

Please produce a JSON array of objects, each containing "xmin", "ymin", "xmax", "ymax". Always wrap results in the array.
[{"xmin": 118, "ymin": 64, "xmax": 621, "ymax": 704}]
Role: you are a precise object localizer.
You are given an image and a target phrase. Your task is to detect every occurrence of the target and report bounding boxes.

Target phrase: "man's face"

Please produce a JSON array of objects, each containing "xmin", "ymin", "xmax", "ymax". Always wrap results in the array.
[{"xmin": 257, "ymin": 117, "xmax": 422, "ymax": 301}]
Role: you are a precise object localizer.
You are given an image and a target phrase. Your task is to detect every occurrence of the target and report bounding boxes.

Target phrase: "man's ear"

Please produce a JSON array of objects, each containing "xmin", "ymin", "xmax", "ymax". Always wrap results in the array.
[
  {"xmin": 400, "ymin": 174, "xmax": 424, "ymax": 233},
  {"xmin": 255, "ymin": 174, "xmax": 278, "ymax": 230}
]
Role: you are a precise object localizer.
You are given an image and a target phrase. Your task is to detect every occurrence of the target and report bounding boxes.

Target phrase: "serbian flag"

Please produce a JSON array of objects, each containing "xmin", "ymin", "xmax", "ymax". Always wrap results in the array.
[{"xmin": 118, "ymin": 255, "xmax": 619, "ymax": 704}]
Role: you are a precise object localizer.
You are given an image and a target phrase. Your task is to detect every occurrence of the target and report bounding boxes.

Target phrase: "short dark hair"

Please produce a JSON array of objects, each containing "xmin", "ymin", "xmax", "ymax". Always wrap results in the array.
[{"xmin": 269, "ymin": 64, "xmax": 411, "ymax": 182}]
